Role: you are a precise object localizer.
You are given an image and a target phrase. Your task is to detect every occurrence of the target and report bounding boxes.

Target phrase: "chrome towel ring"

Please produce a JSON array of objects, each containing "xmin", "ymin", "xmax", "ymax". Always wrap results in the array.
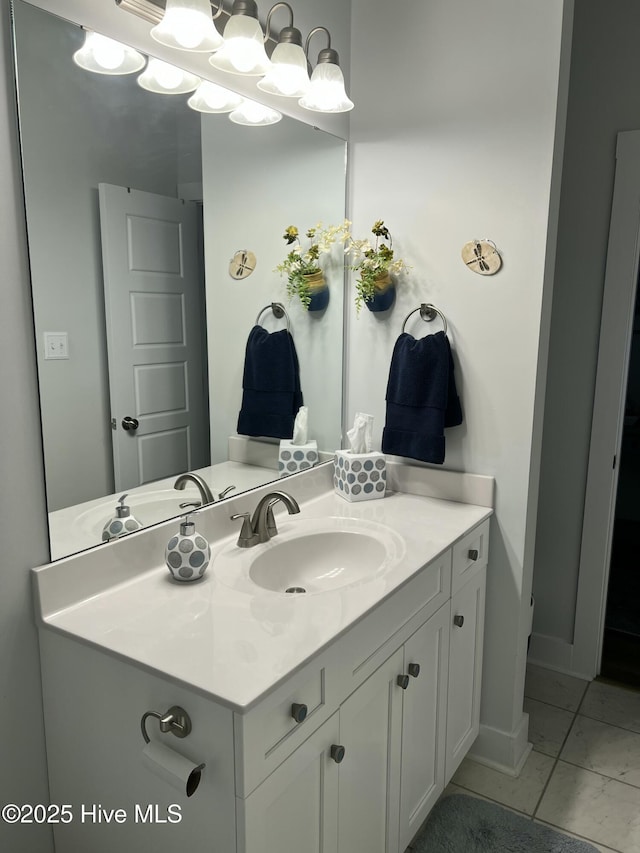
[
  {"xmin": 256, "ymin": 302, "xmax": 291, "ymax": 333},
  {"xmin": 401, "ymin": 303, "xmax": 448, "ymax": 335}
]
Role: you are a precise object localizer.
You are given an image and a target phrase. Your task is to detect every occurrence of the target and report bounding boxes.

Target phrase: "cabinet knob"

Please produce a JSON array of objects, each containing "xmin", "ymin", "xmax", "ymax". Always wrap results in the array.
[
  {"xmin": 291, "ymin": 703, "xmax": 308, "ymax": 723},
  {"xmin": 408, "ymin": 663, "xmax": 421, "ymax": 678},
  {"xmin": 397, "ymin": 674, "xmax": 410, "ymax": 690},
  {"xmin": 468, "ymin": 548, "xmax": 479, "ymax": 561},
  {"xmin": 453, "ymin": 614, "xmax": 465, "ymax": 628},
  {"xmin": 330, "ymin": 744, "xmax": 346, "ymax": 764}
]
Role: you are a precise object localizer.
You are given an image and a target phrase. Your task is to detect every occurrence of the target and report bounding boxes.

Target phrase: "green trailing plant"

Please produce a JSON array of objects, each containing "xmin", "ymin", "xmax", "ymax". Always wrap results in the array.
[
  {"xmin": 349, "ymin": 220, "xmax": 410, "ymax": 313},
  {"xmin": 275, "ymin": 220, "xmax": 351, "ymax": 308}
]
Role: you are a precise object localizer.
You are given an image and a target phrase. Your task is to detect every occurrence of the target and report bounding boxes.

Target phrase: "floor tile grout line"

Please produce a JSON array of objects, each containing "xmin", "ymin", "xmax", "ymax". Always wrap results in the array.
[
  {"xmin": 553, "ymin": 757, "xmax": 640, "ymax": 793},
  {"xmin": 534, "ymin": 817, "xmax": 624, "ymax": 853},
  {"xmin": 524, "ymin": 693, "xmax": 584, "ymax": 714},
  {"xmin": 578, "ymin": 709, "xmax": 640, "ymax": 737},
  {"xmin": 447, "ymin": 780, "xmax": 534, "ymax": 819}
]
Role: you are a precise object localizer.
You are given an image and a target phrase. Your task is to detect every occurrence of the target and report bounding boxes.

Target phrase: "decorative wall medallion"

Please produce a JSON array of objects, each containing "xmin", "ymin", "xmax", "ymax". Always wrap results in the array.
[
  {"xmin": 461, "ymin": 240, "xmax": 502, "ymax": 275},
  {"xmin": 228, "ymin": 250, "xmax": 256, "ymax": 280}
]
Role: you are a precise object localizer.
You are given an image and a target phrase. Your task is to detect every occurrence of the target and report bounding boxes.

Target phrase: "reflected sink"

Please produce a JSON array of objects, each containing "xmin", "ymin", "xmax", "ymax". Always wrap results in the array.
[
  {"xmin": 72, "ymin": 489, "xmax": 197, "ymax": 540},
  {"xmin": 213, "ymin": 517, "xmax": 406, "ymax": 596},
  {"xmin": 249, "ymin": 530, "xmax": 387, "ymax": 593}
]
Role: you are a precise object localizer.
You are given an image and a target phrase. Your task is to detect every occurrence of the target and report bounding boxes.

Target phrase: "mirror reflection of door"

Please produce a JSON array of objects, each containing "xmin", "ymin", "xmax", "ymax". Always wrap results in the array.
[{"xmin": 99, "ymin": 183, "xmax": 209, "ymax": 491}]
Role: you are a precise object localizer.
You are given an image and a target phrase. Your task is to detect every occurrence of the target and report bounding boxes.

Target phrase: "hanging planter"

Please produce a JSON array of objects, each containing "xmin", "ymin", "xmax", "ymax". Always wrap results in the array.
[
  {"xmin": 349, "ymin": 221, "xmax": 410, "ymax": 315},
  {"xmin": 304, "ymin": 271, "xmax": 330, "ymax": 312},
  {"xmin": 365, "ymin": 271, "xmax": 396, "ymax": 313},
  {"xmin": 275, "ymin": 221, "xmax": 350, "ymax": 311}
]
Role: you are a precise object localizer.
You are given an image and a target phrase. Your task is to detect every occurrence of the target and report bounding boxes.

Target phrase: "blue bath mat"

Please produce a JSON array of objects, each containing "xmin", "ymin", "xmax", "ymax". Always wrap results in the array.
[{"xmin": 411, "ymin": 794, "xmax": 600, "ymax": 853}]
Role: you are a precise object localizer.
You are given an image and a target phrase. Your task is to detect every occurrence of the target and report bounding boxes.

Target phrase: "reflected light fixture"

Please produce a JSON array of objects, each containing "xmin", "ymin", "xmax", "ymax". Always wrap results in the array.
[
  {"xmin": 209, "ymin": 0, "xmax": 271, "ymax": 76},
  {"xmin": 229, "ymin": 99, "xmax": 282, "ymax": 125},
  {"xmin": 73, "ymin": 30, "xmax": 145, "ymax": 75},
  {"xmin": 299, "ymin": 27, "xmax": 354, "ymax": 113},
  {"xmin": 257, "ymin": 2, "xmax": 309, "ymax": 97},
  {"xmin": 188, "ymin": 80, "xmax": 244, "ymax": 113},
  {"xmin": 150, "ymin": 0, "xmax": 224, "ymax": 53},
  {"xmin": 137, "ymin": 57, "xmax": 201, "ymax": 94}
]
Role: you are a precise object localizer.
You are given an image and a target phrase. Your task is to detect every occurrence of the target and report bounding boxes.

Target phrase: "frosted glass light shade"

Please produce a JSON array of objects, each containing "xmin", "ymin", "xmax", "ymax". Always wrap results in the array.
[
  {"xmin": 299, "ymin": 62, "xmax": 354, "ymax": 113},
  {"xmin": 151, "ymin": 0, "xmax": 224, "ymax": 52},
  {"xmin": 229, "ymin": 100, "xmax": 282, "ymax": 126},
  {"xmin": 188, "ymin": 81, "xmax": 243, "ymax": 113},
  {"xmin": 137, "ymin": 58, "xmax": 200, "ymax": 94},
  {"xmin": 257, "ymin": 42, "xmax": 309, "ymax": 97},
  {"xmin": 209, "ymin": 15, "xmax": 271, "ymax": 76},
  {"xmin": 73, "ymin": 31, "xmax": 145, "ymax": 75}
]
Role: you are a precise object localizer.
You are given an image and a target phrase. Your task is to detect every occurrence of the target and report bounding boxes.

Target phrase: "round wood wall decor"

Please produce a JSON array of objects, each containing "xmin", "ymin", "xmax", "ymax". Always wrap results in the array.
[
  {"xmin": 228, "ymin": 250, "xmax": 256, "ymax": 280},
  {"xmin": 461, "ymin": 240, "xmax": 502, "ymax": 275}
]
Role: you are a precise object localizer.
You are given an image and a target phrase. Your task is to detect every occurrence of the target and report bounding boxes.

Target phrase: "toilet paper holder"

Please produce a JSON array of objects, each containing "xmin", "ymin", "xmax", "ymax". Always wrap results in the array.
[{"xmin": 141, "ymin": 705, "xmax": 192, "ymax": 743}]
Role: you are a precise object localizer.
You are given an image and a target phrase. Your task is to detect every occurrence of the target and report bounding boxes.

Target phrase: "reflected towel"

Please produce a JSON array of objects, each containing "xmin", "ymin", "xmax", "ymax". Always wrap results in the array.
[
  {"xmin": 382, "ymin": 331, "xmax": 462, "ymax": 464},
  {"xmin": 237, "ymin": 325, "xmax": 303, "ymax": 439}
]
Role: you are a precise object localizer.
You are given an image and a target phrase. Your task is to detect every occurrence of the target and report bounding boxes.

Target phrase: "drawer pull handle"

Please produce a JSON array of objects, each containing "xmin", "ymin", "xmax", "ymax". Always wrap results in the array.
[
  {"xmin": 468, "ymin": 548, "xmax": 479, "ymax": 561},
  {"xmin": 408, "ymin": 663, "xmax": 421, "ymax": 678},
  {"xmin": 330, "ymin": 744, "xmax": 346, "ymax": 764},
  {"xmin": 291, "ymin": 703, "xmax": 308, "ymax": 723},
  {"xmin": 397, "ymin": 674, "xmax": 410, "ymax": 690},
  {"xmin": 453, "ymin": 614, "xmax": 465, "ymax": 628}
]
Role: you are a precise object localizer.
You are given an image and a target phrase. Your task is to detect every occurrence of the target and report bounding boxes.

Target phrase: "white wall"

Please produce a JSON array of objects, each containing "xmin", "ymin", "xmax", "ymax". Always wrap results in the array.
[
  {"xmin": 202, "ymin": 117, "xmax": 347, "ymax": 463},
  {"xmin": 533, "ymin": 0, "xmax": 640, "ymax": 667},
  {"xmin": 0, "ymin": 1, "xmax": 53, "ymax": 850},
  {"xmin": 348, "ymin": 0, "xmax": 567, "ymax": 770}
]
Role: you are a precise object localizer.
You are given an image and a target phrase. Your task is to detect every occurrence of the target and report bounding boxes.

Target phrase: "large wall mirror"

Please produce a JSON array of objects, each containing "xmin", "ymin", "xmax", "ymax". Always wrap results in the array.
[{"xmin": 13, "ymin": 0, "xmax": 347, "ymax": 560}]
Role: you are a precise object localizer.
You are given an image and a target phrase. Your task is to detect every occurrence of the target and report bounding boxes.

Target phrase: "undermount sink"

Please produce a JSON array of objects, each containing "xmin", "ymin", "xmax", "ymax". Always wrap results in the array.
[{"xmin": 213, "ymin": 517, "xmax": 406, "ymax": 596}]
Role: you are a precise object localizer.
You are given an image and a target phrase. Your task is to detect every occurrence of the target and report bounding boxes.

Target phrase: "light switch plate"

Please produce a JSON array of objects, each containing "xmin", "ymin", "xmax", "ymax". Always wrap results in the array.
[{"xmin": 44, "ymin": 332, "xmax": 69, "ymax": 360}]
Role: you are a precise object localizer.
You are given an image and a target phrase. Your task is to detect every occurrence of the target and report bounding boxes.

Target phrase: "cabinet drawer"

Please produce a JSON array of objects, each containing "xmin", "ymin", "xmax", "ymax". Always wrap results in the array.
[
  {"xmin": 337, "ymin": 552, "xmax": 451, "ymax": 695},
  {"xmin": 451, "ymin": 519, "xmax": 489, "ymax": 594},
  {"xmin": 234, "ymin": 645, "xmax": 339, "ymax": 797}
]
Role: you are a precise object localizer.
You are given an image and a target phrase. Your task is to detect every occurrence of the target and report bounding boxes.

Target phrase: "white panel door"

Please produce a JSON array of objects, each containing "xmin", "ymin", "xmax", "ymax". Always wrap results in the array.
[
  {"xmin": 99, "ymin": 183, "xmax": 208, "ymax": 491},
  {"xmin": 338, "ymin": 648, "xmax": 403, "ymax": 853},
  {"xmin": 399, "ymin": 605, "xmax": 450, "ymax": 852}
]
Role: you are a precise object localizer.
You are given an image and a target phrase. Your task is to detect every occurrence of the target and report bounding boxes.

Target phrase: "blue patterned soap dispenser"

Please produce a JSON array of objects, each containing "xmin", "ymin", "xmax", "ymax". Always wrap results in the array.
[
  {"xmin": 165, "ymin": 512, "xmax": 211, "ymax": 583},
  {"xmin": 102, "ymin": 493, "xmax": 143, "ymax": 542}
]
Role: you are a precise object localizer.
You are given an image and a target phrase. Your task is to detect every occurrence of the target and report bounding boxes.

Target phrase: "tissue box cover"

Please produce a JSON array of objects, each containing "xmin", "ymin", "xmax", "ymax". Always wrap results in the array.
[
  {"xmin": 279, "ymin": 440, "xmax": 319, "ymax": 477},
  {"xmin": 334, "ymin": 450, "xmax": 387, "ymax": 502}
]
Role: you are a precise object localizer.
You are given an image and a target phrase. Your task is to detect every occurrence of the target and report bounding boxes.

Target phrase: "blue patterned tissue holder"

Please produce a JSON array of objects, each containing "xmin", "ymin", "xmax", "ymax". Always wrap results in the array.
[
  {"xmin": 278, "ymin": 440, "xmax": 319, "ymax": 477},
  {"xmin": 334, "ymin": 450, "xmax": 387, "ymax": 502}
]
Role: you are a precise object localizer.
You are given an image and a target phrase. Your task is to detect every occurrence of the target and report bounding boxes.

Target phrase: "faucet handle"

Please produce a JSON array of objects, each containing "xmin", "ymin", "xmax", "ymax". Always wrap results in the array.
[{"xmin": 230, "ymin": 513, "xmax": 258, "ymax": 548}]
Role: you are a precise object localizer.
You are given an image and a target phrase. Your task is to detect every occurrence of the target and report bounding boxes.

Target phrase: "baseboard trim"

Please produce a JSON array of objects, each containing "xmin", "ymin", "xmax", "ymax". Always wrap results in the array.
[
  {"xmin": 528, "ymin": 632, "xmax": 593, "ymax": 681},
  {"xmin": 466, "ymin": 713, "xmax": 531, "ymax": 776}
]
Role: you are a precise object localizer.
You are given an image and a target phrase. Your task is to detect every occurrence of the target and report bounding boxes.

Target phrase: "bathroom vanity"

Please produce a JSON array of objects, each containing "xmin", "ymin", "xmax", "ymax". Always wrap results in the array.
[{"xmin": 33, "ymin": 462, "xmax": 492, "ymax": 853}]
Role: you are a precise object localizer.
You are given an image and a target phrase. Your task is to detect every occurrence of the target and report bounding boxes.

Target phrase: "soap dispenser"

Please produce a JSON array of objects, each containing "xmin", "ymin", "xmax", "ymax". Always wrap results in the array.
[
  {"xmin": 165, "ymin": 512, "xmax": 211, "ymax": 582},
  {"xmin": 102, "ymin": 493, "xmax": 143, "ymax": 542}
]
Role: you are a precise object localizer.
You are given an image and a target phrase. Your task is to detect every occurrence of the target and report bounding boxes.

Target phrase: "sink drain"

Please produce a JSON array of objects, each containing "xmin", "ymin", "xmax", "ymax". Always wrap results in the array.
[{"xmin": 285, "ymin": 586, "xmax": 306, "ymax": 594}]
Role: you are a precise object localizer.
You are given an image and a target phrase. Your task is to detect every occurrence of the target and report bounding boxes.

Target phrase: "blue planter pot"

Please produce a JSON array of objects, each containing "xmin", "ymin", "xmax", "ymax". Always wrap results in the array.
[
  {"xmin": 308, "ymin": 284, "xmax": 330, "ymax": 312},
  {"xmin": 366, "ymin": 279, "xmax": 396, "ymax": 313}
]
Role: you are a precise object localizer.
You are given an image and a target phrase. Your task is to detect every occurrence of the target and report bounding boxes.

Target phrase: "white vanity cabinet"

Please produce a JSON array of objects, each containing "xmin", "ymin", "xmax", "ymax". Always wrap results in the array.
[{"xmin": 234, "ymin": 519, "xmax": 489, "ymax": 853}]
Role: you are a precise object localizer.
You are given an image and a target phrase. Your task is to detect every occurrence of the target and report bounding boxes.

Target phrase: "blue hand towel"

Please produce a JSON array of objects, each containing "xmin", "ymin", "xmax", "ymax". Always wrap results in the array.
[
  {"xmin": 382, "ymin": 331, "xmax": 462, "ymax": 464},
  {"xmin": 237, "ymin": 325, "xmax": 303, "ymax": 439}
]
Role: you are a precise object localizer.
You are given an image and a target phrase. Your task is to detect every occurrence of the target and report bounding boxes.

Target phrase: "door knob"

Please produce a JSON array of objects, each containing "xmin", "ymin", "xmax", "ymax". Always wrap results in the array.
[
  {"xmin": 408, "ymin": 663, "xmax": 421, "ymax": 678},
  {"xmin": 291, "ymin": 703, "xmax": 308, "ymax": 724},
  {"xmin": 453, "ymin": 614, "xmax": 465, "ymax": 628},
  {"xmin": 397, "ymin": 674, "xmax": 410, "ymax": 690},
  {"xmin": 330, "ymin": 744, "xmax": 346, "ymax": 764},
  {"xmin": 122, "ymin": 416, "xmax": 139, "ymax": 431},
  {"xmin": 468, "ymin": 548, "xmax": 479, "ymax": 561}
]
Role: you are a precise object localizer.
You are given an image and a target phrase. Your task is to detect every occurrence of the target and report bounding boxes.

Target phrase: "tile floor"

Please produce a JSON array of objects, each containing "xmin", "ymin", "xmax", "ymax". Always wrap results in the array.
[{"xmin": 443, "ymin": 664, "xmax": 640, "ymax": 853}]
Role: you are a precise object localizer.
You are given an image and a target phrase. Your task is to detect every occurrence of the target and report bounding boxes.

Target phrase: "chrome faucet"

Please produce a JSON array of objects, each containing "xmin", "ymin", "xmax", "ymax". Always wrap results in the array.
[
  {"xmin": 231, "ymin": 490, "xmax": 300, "ymax": 548},
  {"xmin": 174, "ymin": 472, "xmax": 215, "ymax": 507}
]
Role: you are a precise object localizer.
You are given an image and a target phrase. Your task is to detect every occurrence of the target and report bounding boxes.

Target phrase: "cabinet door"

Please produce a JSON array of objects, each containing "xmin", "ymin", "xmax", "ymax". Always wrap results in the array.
[
  {"xmin": 239, "ymin": 713, "xmax": 340, "ymax": 853},
  {"xmin": 398, "ymin": 605, "xmax": 450, "ymax": 853},
  {"xmin": 338, "ymin": 648, "xmax": 404, "ymax": 853},
  {"xmin": 445, "ymin": 566, "xmax": 486, "ymax": 783}
]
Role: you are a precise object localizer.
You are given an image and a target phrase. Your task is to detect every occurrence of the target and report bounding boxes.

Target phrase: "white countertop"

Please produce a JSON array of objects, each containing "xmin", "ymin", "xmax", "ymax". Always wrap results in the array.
[{"xmin": 35, "ymin": 463, "xmax": 492, "ymax": 713}]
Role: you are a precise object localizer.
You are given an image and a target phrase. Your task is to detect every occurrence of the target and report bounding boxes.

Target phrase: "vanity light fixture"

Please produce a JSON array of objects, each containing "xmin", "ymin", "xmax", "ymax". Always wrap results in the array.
[
  {"xmin": 229, "ymin": 98, "xmax": 282, "ymax": 125},
  {"xmin": 73, "ymin": 30, "xmax": 145, "ymax": 75},
  {"xmin": 187, "ymin": 80, "xmax": 243, "ymax": 113},
  {"xmin": 150, "ymin": 0, "xmax": 224, "ymax": 53},
  {"xmin": 137, "ymin": 57, "xmax": 201, "ymax": 94},
  {"xmin": 209, "ymin": 0, "xmax": 272, "ymax": 76},
  {"xmin": 299, "ymin": 27, "xmax": 353, "ymax": 113},
  {"xmin": 256, "ymin": 3, "xmax": 309, "ymax": 98}
]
